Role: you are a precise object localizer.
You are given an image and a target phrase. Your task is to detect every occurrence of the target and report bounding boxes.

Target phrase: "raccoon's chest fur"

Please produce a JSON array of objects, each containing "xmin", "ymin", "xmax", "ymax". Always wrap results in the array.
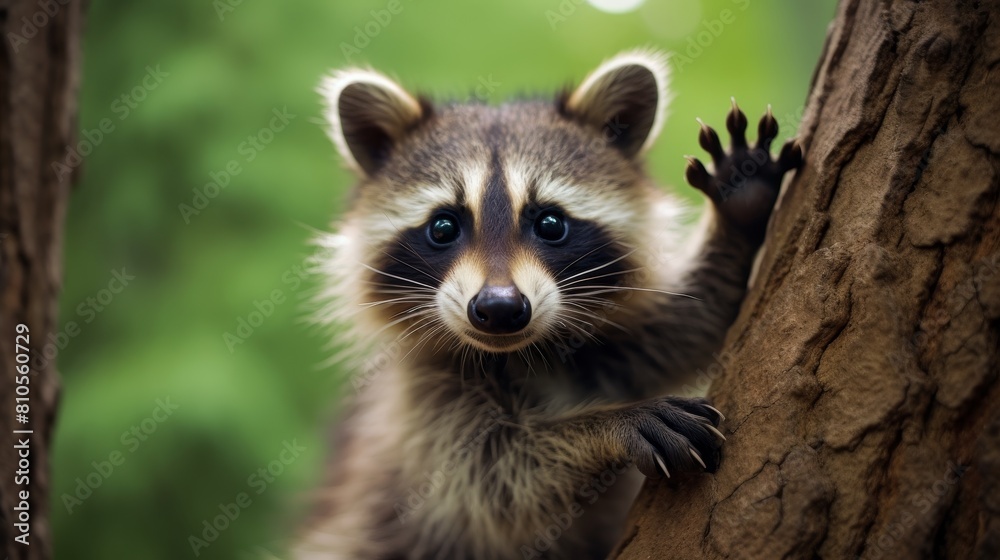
[
  {"xmin": 339, "ymin": 351, "xmax": 647, "ymax": 560},
  {"xmin": 297, "ymin": 331, "xmax": 678, "ymax": 559}
]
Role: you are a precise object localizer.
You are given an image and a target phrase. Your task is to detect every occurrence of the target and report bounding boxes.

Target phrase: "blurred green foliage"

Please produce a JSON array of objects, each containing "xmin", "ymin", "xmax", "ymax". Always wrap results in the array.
[{"xmin": 52, "ymin": 0, "xmax": 835, "ymax": 557}]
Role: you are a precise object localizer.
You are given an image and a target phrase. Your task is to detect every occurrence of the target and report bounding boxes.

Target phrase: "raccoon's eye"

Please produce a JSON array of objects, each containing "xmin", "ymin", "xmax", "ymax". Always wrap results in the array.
[
  {"xmin": 427, "ymin": 213, "xmax": 461, "ymax": 247},
  {"xmin": 534, "ymin": 212, "xmax": 568, "ymax": 244}
]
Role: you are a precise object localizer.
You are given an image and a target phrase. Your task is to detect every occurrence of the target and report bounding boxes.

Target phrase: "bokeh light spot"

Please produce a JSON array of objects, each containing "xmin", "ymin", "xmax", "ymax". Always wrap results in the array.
[{"xmin": 587, "ymin": 0, "xmax": 647, "ymax": 14}]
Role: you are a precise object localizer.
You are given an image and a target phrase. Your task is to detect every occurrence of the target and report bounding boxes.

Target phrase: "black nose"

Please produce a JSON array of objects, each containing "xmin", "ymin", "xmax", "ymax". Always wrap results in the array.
[{"xmin": 467, "ymin": 285, "xmax": 532, "ymax": 335}]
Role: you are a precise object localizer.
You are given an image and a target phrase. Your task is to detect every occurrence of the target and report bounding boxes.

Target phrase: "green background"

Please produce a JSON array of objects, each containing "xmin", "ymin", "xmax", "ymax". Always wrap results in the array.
[{"xmin": 52, "ymin": 0, "xmax": 836, "ymax": 557}]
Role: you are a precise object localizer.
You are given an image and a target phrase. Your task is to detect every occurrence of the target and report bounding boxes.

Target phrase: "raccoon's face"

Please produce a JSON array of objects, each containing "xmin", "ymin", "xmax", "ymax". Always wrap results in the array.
[{"xmin": 320, "ymin": 51, "xmax": 674, "ymax": 355}]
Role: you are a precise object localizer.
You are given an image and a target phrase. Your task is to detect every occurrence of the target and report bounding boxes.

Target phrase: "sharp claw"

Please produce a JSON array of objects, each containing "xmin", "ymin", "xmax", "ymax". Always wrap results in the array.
[
  {"xmin": 685, "ymin": 156, "xmax": 707, "ymax": 172},
  {"xmin": 726, "ymin": 99, "xmax": 748, "ymax": 147},
  {"xmin": 685, "ymin": 157, "xmax": 718, "ymax": 201},
  {"xmin": 689, "ymin": 447, "xmax": 707, "ymax": 470},
  {"xmin": 706, "ymin": 424, "xmax": 727, "ymax": 442},
  {"xmin": 697, "ymin": 120, "xmax": 725, "ymax": 162},
  {"xmin": 757, "ymin": 106, "xmax": 779, "ymax": 151},
  {"xmin": 696, "ymin": 117, "xmax": 712, "ymax": 140},
  {"xmin": 704, "ymin": 405, "xmax": 726, "ymax": 422},
  {"xmin": 654, "ymin": 453, "xmax": 671, "ymax": 478},
  {"xmin": 778, "ymin": 139, "xmax": 804, "ymax": 171}
]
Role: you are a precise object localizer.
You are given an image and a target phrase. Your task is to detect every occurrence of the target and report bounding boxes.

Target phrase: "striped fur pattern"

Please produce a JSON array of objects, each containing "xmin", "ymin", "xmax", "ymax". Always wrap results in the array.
[{"xmin": 298, "ymin": 50, "xmax": 800, "ymax": 559}]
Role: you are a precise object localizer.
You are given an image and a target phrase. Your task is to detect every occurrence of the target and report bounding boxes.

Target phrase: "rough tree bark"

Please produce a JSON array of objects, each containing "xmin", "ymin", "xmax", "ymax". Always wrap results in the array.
[
  {"xmin": 0, "ymin": 0, "xmax": 84, "ymax": 558},
  {"xmin": 613, "ymin": 1, "xmax": 1000, "ymax": 559}
]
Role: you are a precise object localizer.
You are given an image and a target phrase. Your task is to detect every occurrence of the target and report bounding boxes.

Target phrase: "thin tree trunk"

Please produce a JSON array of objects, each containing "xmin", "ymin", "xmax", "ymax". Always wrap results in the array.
[
  {"xmin": 0, "ymin": 0, "xmax": 84, "ymax": 558},
  {"xmin": 614, "ymin": 0, "xmax": 1000, "ymax": 558}
]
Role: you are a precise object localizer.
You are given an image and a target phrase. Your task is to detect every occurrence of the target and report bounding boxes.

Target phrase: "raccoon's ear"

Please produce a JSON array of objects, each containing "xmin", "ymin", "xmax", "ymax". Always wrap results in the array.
[
  {"xmin": 319, "ymin": 68, "xmax": 427, "ymax": 176},
  {"xmin": 561, "ymin": 50, "xmax": 671, "ymax": 158}
]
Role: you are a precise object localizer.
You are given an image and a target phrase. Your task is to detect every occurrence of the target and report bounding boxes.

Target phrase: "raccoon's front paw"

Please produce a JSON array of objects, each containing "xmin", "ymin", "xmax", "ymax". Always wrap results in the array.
[
  {"xmin": 615, "ymin": 396, "xmax": 725, "ymax": 479},
  {"xmin": 685, "ymin": 100, "xmax": 803, "ymax": 239}
]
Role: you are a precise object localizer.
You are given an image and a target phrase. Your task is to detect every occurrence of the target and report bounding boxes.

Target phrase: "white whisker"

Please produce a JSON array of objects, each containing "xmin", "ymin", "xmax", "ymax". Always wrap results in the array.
[
  {"xmin": 555, "ymin": 237, "xmax": 626, "ymax": 277},
  {"xmin": 360, "ymin": 262, "xmax": 437, "ymax": 291},
  {"xmin": 557, "ymin": 249, "xmax": 638, "ymax": 286},
  {"xmin": 556, "ymin": 266, "xmax": 645, "ymax": 289},
  {"xmin": 563, "ymin": 285, "xmax": 700, "ymax": 300}
]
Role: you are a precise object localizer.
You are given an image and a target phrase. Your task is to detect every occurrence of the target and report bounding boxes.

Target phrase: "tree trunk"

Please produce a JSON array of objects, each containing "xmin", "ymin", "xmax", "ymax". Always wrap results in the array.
[
  {"xmin": 0, "ymin": 0, "xmax": 84, "ymax": 558},
  {"xmin": 613, "ymin": 0, "xmax": 1000, "ymax": 558}
]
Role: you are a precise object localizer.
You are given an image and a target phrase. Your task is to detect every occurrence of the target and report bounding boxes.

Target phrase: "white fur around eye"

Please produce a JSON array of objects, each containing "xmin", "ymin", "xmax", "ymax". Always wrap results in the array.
[
  {"xmin": 534, "ymin": 179, "xmax": 648, "ymax": 239},
  {"xmin": 367, "ymin": 183, "xmax": 460, "ymax": 238}
]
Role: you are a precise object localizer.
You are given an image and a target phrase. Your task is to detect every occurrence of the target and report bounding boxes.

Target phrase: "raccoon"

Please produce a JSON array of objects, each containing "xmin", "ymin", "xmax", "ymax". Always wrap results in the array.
[{"xmin": 297, "ymin": 50, "xmax": 802, "ymax": 560}]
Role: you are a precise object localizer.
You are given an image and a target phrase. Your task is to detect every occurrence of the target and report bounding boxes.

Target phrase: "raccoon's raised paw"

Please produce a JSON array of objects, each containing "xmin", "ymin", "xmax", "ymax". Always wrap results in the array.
[
  {"xmin": 685, "ymin": 100, "xmax": 803, "ymax": 239},
  {"xmin": 615, "ymin": 396, "xmax": 725, "ymax": 479}
]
